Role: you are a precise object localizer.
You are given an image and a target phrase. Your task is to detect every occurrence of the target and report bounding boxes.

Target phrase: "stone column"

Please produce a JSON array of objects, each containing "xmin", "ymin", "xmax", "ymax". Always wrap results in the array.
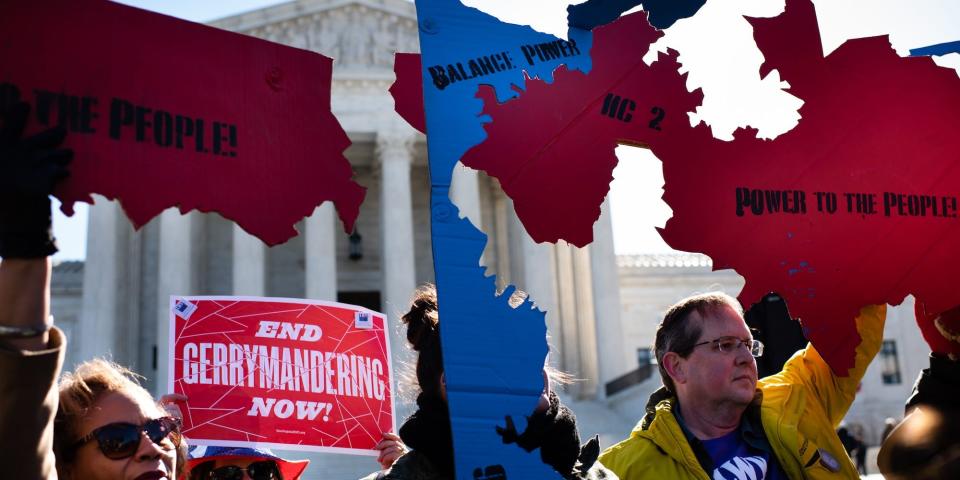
[
  {"xmin": 492, "ymin": 190, "xmax": 513, "ymax": 289},
  {"xmin": 305, "ymin": 202, "xmax": 338, "ymax": 301},
  {"xmin": 155, "ymin": 209, "xmax": 196, "ymax": 394},
  {"xmin": 78, "ymin": 200, "xmax": 127, "ymax": 367},
  {"xmin": 572, "ymin": 245, "xmax": 600, "ymax": 399},
  {"xmin": 590, "ymin": 197, "xmax": 627, "ymax": 396},
  {"xmin": 232, "ymin": 225, "xmax": 266, "ymax": 296},
  {"xmin": 512, "ymin": 213, "xmax": 559, "ymax": 354},
  {"xmin": 506, "ymin": 200, "xmax": 527, "ymax": 287},
  {"xmin": 553, "ymin": 243, "xmax": 581, "ymax": 386},
  {"xmin": 377, "ymin": 130, "xmax": 417, "ymax": 358},
  {"xmin": 450, "ymin": 161, "xmax": 482, "ymax": 230}
]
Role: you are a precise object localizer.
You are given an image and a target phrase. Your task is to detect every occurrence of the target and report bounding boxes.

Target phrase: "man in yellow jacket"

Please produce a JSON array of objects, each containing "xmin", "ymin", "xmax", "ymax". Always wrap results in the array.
[{"xmin": 599, "ymin": 292, "xmax": 885, "ymax": 479}]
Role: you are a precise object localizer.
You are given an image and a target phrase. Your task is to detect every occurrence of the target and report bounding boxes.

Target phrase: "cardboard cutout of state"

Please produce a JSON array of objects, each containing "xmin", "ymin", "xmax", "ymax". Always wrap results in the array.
[
  {"xmin": 911, "ymin": 40, "xmax": 960, "ymax": 57},
  {"xmin": 568, "ymin": 0, "xmax": 705, "ymax": 30},
  {"xmin": 409, "ymin": 0, "xmax": 598, "ymax": 477},
  {"xmin": 435, "ymin": 0, "xmax": 960, "ymax": 373},
  {"xmin": 461, "ymin": 15, "xmax": 690, "ymax": 247},
  {"xmin": 389, "ymin": 1, "xmax": 713, "ymax": 477},
  {"xmin": 391, "ymin": 53, "xmax": 427, "ymax": 134},
  {"xmin": 0, "ymin": 0, "xmax": 365, "ymax": 246},
  {"xmin": 169, "ymin": 297, "xmax": 393, "ymax": 455}
]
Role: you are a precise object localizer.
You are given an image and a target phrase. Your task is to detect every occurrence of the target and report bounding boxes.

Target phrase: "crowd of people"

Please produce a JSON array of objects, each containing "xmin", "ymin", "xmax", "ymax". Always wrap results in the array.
[{"xmin": 2, "ymin": 91, "xmax": 960, "ymax": 479}]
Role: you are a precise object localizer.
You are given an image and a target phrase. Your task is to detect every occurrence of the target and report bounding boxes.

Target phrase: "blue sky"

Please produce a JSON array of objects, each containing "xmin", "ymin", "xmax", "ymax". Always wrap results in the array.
[{"xmin": 52, "ymin": 0, "xmax": 960, "ymax": 260}]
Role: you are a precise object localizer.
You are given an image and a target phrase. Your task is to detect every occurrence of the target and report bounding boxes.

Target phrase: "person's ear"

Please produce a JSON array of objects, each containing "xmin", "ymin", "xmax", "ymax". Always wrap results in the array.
[{"xmin": 662, "ymin": 352, "xmax": 686, "ymax": 385}]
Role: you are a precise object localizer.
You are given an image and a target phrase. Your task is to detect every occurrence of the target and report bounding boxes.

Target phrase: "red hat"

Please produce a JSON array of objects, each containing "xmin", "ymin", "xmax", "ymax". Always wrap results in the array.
[{"xmin": 186, "ymin": 446, "xmax": 309, "ymax": 480}]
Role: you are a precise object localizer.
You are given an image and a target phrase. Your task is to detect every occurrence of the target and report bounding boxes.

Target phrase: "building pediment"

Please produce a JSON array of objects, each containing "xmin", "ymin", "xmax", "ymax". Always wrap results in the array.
[{"xmin": 209, "ymin": 0, "xmax": 419, "ymax": 74}]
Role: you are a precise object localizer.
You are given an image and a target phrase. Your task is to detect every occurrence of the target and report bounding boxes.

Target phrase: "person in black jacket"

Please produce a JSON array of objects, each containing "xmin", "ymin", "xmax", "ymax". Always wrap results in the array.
[
  {"xmin": 878, "ymin": 302, "xmax": 960, "ymax": 479},
  {"xmin": 361, "ymin": 284, "xmax": 616, "ymax": 480}
]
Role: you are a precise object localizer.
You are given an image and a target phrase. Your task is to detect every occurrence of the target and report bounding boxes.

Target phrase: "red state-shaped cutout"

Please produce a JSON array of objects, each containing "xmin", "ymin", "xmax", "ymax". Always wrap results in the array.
[
  {"xmin": 461, "ymin": 13, "xmax": 697, "ymax": 247},
  {"xmin": 391, "ymin": 53, "xmax": 426, "ymax": 134},
  {"xmin": 1, "ymin": 0, "xmax": 364, "ymax": 246},
  {"xmin": 462, "ymin": 1, "xmax": 960, "ymax": 372}
]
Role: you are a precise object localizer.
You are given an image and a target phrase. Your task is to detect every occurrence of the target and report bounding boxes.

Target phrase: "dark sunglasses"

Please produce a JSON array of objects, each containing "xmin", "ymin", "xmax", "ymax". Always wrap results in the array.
[
  {"xmin": 208, "ymin": 460, "xmax": 280, "ymax": 480},
  {"xmin": 72, "ymin": 416, "xmax": 182, "ymax": 460}
]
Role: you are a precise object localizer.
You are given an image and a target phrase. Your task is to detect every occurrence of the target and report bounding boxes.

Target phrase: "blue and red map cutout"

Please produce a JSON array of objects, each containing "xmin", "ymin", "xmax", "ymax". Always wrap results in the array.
[{"xmin": 397, "ymin": 0, "xmax": 960, "ymax": 425}]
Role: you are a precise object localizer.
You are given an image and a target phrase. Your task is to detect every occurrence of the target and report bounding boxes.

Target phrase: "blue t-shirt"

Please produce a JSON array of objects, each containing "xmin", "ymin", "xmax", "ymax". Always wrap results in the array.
[{"xmin": 702, "ymin": 430, "xmax": 787, "ymax": 480}]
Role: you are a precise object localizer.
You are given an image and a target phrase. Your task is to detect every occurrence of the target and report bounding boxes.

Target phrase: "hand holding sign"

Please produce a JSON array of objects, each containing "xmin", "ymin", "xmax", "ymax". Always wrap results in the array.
[{"xmin": 0, "ymin": 100, "xmax": 73, "ymax": 259}]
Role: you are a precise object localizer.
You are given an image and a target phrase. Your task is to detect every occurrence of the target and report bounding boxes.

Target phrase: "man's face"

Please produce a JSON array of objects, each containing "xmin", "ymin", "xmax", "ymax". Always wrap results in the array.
[{"xmin": 675, "ymin": 304, "xmax": 759, "ymax": 408}]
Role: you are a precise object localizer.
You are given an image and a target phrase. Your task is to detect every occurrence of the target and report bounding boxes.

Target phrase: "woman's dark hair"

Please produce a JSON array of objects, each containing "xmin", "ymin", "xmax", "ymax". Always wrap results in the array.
[{"xmin": 403, "ymin": 284, "xmax": 444, "ymax": 398}]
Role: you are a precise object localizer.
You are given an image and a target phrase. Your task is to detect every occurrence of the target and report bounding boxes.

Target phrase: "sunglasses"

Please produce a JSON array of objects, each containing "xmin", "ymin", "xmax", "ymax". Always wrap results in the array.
[
  {"xmin": 208, "ymin": 460, "xmax": 280, "ymax": 480},
  {"xmin": 72, "ymin": 416, "xmax": 182, "ymax": 460}
]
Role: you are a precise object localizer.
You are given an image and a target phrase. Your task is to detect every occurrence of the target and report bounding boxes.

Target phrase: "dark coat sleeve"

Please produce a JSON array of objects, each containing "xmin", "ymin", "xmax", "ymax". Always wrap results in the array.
[
  {"xmin": 0, "ymin": 327, "xmax": 65, "ymax": 480},
  {"xmin": 905, "ymin": 353, "xmax": 960, "ymax": 413}
]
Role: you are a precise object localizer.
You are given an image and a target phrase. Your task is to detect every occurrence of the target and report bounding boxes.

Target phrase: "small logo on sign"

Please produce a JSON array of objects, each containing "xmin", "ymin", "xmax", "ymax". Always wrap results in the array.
[
  {"xmin": 355, "ymin": 311, "xmax": 373, "ymax": 329},
  {"xmin": 173, "ymin": 299, "xmax": 197, "ymax": 320}
]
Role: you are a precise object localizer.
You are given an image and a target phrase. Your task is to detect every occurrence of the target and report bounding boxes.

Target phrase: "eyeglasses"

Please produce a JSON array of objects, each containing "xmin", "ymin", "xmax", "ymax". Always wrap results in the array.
[
  {"xmin": 691, "ymin": 336, "xmax": 764, "ymax": 357},
  {"xmin": 208, "ymin": 460, "xmax": 280, "ymax": 480},
  {"xmin": 72, "ymin": 416, "xmax": 181, "ymax": 460}
]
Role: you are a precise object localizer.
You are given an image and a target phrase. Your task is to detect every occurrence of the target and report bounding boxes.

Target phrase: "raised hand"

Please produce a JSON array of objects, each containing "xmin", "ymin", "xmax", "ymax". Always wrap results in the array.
[{"xmin": 0, "ymin": 101, "xmax": 72, "ymax": 259}]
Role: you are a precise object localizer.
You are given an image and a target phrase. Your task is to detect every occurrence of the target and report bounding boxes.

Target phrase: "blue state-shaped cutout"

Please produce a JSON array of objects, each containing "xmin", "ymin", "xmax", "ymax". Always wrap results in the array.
[
  {"xmin": 910, "ymin": 40, "xmax": 960, "ymax": 57},
  {"xmin": 568, "ymin": 0, "xmax": 705, "ymax": 30},
  {"xmin": 415, "ymin": 0, "xmax": 707, "ymax": 477},
  {"xmin": 414, "ymin": 1, "xmax": 592, "ymax": 478}
]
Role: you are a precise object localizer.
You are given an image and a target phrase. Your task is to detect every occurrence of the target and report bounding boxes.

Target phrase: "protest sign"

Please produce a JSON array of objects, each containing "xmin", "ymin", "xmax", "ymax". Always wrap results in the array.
[
  {"xmin": 0, "ymin": 0, "xmax": 365, "ymax": 246},
  {"xmin": 169, "ymin": 296, "xmax": 393, "ymax": 455},
  {"xmin": 397, "ymin": 0, "xmax": 960, "ymax": 375},
  {"xmin": 389, "ymin": 0, "xmax": 707, "ymax": 476}
]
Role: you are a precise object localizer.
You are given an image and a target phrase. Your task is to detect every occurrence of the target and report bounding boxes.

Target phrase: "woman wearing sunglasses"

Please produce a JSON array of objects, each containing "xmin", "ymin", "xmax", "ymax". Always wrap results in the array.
[
  {"xmin": 51, "ymin": 359, "xmax": 187, "ymax": 480},
  {"xmin": 186, "ymin": 446, "xmax": 309, "ymax": 480}
]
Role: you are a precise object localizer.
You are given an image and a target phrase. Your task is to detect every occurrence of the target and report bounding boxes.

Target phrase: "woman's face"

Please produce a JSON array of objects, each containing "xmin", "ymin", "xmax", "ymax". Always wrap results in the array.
[{"xmin": 67, "ymin": 390, "xmax": 178, "ymax": 480}]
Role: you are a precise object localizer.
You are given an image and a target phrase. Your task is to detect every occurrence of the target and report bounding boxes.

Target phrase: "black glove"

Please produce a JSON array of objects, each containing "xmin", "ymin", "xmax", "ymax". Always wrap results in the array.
[
  {"xmin": 0, "ymin": 101, "xmax": 72, "ymax": 258},
  {"xmin": 496, "ymin": 391, "xmax": 581, "ymax": 476}
]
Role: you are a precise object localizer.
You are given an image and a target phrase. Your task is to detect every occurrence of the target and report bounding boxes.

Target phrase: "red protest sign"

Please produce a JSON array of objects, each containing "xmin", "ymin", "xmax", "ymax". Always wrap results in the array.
[
  {"xmin": 0, "ymin": 0, "xmax": 365, "ymax": 246},
  {"xmin": 169, "ymin": 297, "xmax": 394, "ymax": 455}
]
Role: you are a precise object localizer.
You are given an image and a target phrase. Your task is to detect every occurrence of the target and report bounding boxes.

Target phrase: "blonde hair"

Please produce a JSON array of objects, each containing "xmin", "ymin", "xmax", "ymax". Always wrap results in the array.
[{"xmin": 54, "ymin": 359, "xmax": 186, "ymax": 477}]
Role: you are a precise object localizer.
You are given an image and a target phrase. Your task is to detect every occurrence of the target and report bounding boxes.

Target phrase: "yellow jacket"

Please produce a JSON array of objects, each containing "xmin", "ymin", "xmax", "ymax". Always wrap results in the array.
[{"xmin": 599, "ymin": 305, "xmax": 886, "ymax": 479}]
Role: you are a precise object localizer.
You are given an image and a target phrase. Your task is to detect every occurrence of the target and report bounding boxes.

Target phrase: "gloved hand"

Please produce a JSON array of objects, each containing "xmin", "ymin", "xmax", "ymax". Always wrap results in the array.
[
  {"xmin": 0, "ymin": 101, "xmax": 72, "ymax": 258},
  {"xmin": 914, "ymin": 300, "xmax": 960, "ymax": 359},
  {"xmin": 496, "ymin": 391, "xmax": 581, "ymax": 476}
]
